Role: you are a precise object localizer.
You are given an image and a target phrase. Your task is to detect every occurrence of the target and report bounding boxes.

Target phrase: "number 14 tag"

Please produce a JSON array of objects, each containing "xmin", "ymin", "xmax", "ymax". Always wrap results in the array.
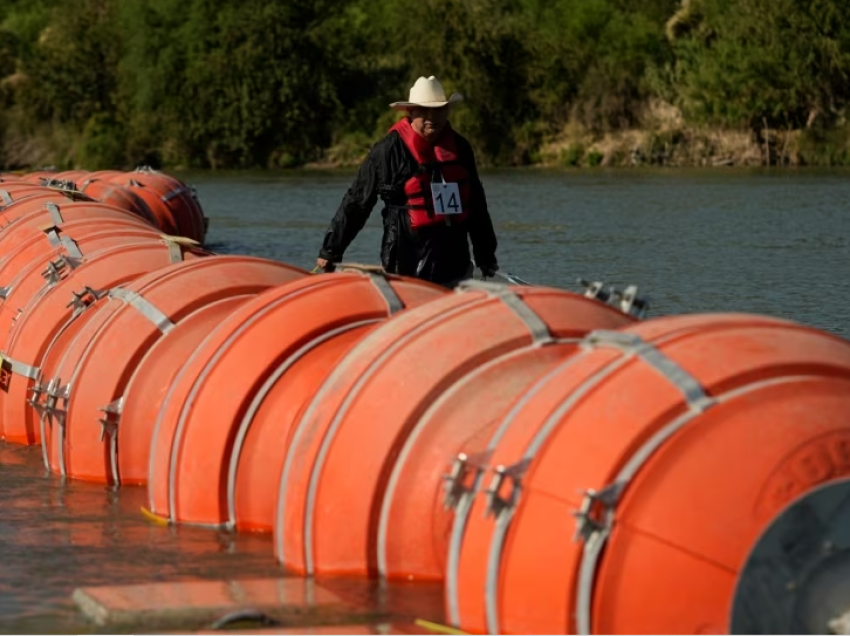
[{"xmin": 430, "ymin": 182, "xmax": 463, "ymax": 216}]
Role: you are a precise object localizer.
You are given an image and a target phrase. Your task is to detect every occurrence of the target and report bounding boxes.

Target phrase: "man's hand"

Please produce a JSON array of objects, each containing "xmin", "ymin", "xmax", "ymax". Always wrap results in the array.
[
  {"xmin": 315, "ymin": 258, "xmax": 336, "ymax": 272},
  {"xmin": 480, "ymin": 264, "xmax": 499, "ymax": 279}
]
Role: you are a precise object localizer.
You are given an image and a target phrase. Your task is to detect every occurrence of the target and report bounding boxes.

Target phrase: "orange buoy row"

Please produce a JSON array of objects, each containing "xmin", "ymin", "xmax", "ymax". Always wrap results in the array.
[
  {"xmin": 2, "ymin": 166, "xmax": 208, "ymax": 243},
  {"xmin": 0, "ymin": 167, "xmax": 848, "ymax": 635}
]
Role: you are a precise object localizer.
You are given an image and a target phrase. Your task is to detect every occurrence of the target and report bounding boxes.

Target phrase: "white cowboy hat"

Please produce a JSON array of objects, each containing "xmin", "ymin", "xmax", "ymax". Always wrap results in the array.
[{"xmin": 389, "ymin": 75, "xmax": 464, "ymax": 110}]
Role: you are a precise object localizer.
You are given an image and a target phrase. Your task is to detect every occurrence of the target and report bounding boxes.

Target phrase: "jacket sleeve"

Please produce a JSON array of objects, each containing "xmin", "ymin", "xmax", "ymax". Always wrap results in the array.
[
  {"xmin": 462, "ymin": 142, "xmax": 499, "ymax": 271},
  {"xmin": 318, "ymin": 146, "xmax": 381, "ymax": 262}
]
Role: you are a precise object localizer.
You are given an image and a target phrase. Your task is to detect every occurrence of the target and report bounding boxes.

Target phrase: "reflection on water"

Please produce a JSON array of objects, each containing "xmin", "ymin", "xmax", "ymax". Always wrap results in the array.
[
  {"xmin": 0, "ymin": 167, "xmax": 847, "ymax": 632},
  {"xmin": 0, "ymin": 445, "xmax": 284, "ymax": 634}
]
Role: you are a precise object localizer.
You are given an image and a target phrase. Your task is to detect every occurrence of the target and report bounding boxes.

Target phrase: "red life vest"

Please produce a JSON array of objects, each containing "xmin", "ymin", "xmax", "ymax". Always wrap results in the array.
[{"xmin": 389, "ymin": 118, "xmax": 472, "ymax": 229}]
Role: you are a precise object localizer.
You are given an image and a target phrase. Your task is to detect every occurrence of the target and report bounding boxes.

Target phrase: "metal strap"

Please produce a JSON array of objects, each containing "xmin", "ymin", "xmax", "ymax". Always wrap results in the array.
[
  {"xmin": 457, "ymin": 279, "xmax": 552, "ymax": 344},
  {"xmin": 480, "ymin": 328, "xmax": 716, "ymax": 634},
  {"xmin": 162, "ymin": 186, "xmax": 189, "ymax": 202},
  {"xmin": 108, "ymin": 288, "xmax": 174, "ymax": 333},
  {"xmin": 162, "ymin": 238, "xmax": 184, "ymax": 263},
  {"xmin": 278, "ymin": 294, "xmax": 490, "ymax": 573},
  {"xmin": 99, "ymin": 397, "xmax": 124, "ymax": 485},
  {"xmin": 367, "ymin": 272, "xmax": 404, "ymax": 314},
  {"xmin": 1, "ymin": 354, "xmax": 40, "ymax": 380},
  {"xmin": 0, "ymin": 287, "xmax": 9, "ymax": 300},
  {"xmin": 44, "ymin": 227, "xmax": 62, "ymax": 247},
  {"xmin": 583, "ymin": 329, "xmax": 714, "ymax": 411},
  {"xmin": 0, "ymin": 190, "xmax": 11, "ymax": 205},
  {"xmin": 45, "ymin": 202, "xmax": 63, "ymax": 224},
  {"xmin": 60, "ymin": 236, "xmax": 83, "ymax": 260}
]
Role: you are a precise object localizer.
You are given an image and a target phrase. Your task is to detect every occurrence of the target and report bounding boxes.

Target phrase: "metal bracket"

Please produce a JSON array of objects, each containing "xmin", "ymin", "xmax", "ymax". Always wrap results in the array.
[
  {"xmin": 98, "ymin": 397, "xmax": 123, "ymax": 442},
  {"xmin": 611, "ymin": 284, "xmax": 650, "ymax": 319},
  {"xmin": 41, "ymin": 255, "xmax": 77, "ymax": 286},
  {"xmin": 484, "ymin": 458, "xmax": 532, "ymax": 518},
  {"xmin": 442, "ymin": 450, "xmax": 492, "ymax": 511},
  {"xmin": 571, "ymin": 482, "xmax": 624, "ymax": 542},
  {"xmin": 66, "ymin": 285, "xmax": 107, "ymax": 315},
  {"xmin": 42, "ymin": 377, "xmax": 68, "ymax": 415},
  {"xmin": 577, "ymin": 278, "xmax": 612, "ymax": 303},
  {"xmin": 577, "ymin": 278, "xmax": 651, "ymax": 318}
]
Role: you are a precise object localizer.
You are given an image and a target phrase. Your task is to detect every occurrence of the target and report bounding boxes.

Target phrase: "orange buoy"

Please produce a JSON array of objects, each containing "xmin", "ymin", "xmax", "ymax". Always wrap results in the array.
[
  {"xmin": 0, "ymin": 214, "xmax": 154, "ymax": 282},
  {"xmin": 446, "ymin": 313, "xmax": 850, "ymax": 635},
  {"xmin": 39, "ymin": 256, "xmax": 307, "ymax": 483},
  {"xmin": 0, "ymin": 186, "xmax": 69, "ymax": 212},
  {"xmin": 105, "ymin": 176, "xmax": 179, "ymax": 236},
  {"xmin": 0, "ymin": 237, "xmax": 209, "ymax": 445},
  {"xmin": 0, "ymin": 198, "xmax": 140, "ymax": 240},
  {"xmin": 273, "ymin": 280, "xmax": 636, "ymax": 577},
  {"xmin": 145, "ymin": 269, "xmax": 448, "ymax": 527},
  {"xmin": 77, "ymin": 179, "xmax": 158, "ymax": 227},
  {"xmin": 116, "ymin": 295, "xmax": 254, "ymax": 486},
  {"xmin": 0, "ymin": 220, "xmax": 166, "ymax": 353},
  {"xmin": 109, "ymin": 169, "xmax": 205, "ymax": 243},
  {"xmin": 378, "ymin": 344, "xmax": 578, "ymax": 582},
  {"xmin": 231, "ymin": 322, "xmax": 379, "ymax": 533}
]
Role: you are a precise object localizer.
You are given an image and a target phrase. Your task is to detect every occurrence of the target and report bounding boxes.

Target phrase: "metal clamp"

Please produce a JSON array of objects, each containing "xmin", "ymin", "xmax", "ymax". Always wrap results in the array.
[
  {"xmin": 98, "ymin": 397, "xmax": 123, "ymax": 442},
  {"xmin": 41, "ymin": 255, "xmax": 76, "ymax": 286},
  {"xmin": 484, "ymin": 458, "xmax": 532, "ymax": 518},
  {"xmin": 43, "ymin": 377, "xmax": 68, "ymax": 415},
  {"xmin": 571, "ymin": 483, "xmax": 624, "ymax": 542},
  {"xmin": 442, "ymin": 451, "xmax": 492, "ymax": 511},
  {"xmin": 611, "ymin": 285, "xmax": 650, "ymax": 319},
  {"xmin": 577, "ymin": 278, "xmax": 651, "ymax": 319},
  {"xmin": 66, "ymin": 286, "xmax": 107, "ymax": 315},
  {"xmin": 578, "ymin": 278, "xmax": 612, "ymax": 303}
]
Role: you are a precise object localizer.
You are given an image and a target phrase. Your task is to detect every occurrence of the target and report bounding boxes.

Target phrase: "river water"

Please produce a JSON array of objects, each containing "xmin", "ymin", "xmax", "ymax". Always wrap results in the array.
[{"xmin": 0, "ymin": 168, "xmax": 847, "ymax": 633}]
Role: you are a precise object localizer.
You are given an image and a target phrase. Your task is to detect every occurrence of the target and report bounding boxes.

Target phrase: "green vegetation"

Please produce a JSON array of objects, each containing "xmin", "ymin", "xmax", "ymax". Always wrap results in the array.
[{"xmin": 1, "ymin": 0, "xmax": 849, "ymax": 169}]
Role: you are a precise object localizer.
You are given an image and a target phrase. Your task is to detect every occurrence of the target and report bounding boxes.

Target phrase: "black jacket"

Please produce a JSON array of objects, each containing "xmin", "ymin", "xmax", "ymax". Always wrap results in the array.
[{"xmin": 318, "ymin": 124, "xmax": 498, "ymax": 286}]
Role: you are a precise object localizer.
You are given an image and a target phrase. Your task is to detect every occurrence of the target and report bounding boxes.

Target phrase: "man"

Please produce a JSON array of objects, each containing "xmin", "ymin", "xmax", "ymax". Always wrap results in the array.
[{"xmin": 315, "ymin": 75, "xmax": 499, "ymax": 288}]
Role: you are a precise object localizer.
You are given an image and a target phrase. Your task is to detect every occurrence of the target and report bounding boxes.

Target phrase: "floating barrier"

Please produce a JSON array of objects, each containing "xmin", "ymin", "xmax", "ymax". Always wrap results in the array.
[
  {"xmin": 36, "ymin": 255, "xmax": 306, "ymax": 483},
  {"xmin": 0, "ymin": 167, "xmax": 845, "ymax": 635},
  {"xmin": 0, "ymin": 185, "xmax": 72, "ymax": 210},
  {"xmin": 0, "ymin": 217, "xmax": 154, "ymax": 288},
  {"xmin": 76, "ymin": 179, "xmax": 159, "ymax": 227},
  {"xmin": 143, "ymin": 268, "xmax": 448, "ymax": 529},
  {"xmin": 0, "ymin": 237, "xmax": 209, "ymax": 444},
  {"xmin": 446, "ymin": 313, "xmax": 850, "ymax": 635},
  {"xmin": 108, "ymin": 168, "xmax": 206, "ymax": 243},
  {"xmin": 116, "ymin": 295, "xmax": 254, "ymax": 486},
  {"xmin": 273, "ymin": 281, "xmax": 637, "ymax": 578}
]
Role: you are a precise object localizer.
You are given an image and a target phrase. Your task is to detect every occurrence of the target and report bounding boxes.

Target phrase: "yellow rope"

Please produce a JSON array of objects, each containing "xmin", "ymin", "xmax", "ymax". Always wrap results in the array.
[
  {"xmin": 139, "ymin": 506, "xmax": 170, "ymax": 526},
  {"xmin": 413, "ymin": 619, "xmax": 468, "ymax": 635}
]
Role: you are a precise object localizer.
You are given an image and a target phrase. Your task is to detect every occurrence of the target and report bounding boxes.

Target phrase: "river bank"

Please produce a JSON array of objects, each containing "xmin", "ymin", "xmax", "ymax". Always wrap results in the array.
[
  {"xmin": 310, "ymin": 101, "xmax": 850, "ymax": 171},
  {"xmin": 5, "ymin": 104, "xmax": 850, "ymax": 174}
]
